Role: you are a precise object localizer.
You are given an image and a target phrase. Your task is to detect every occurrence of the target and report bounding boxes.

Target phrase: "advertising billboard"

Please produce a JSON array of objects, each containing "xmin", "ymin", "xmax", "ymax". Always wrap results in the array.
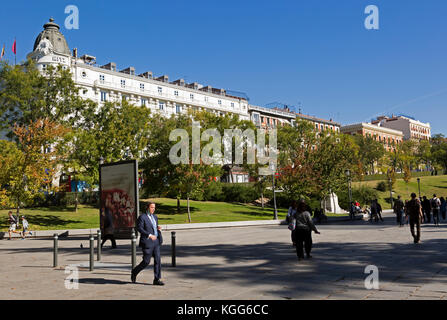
[{"xmin": 99, "ymin": 160, "xmax": 139, "ymax": 239}]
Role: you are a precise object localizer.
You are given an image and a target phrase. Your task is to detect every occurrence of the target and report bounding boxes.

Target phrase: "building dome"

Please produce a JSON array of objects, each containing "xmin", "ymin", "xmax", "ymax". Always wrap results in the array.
[{"xmin": 32, "ymin": 18, "xmax": 70, "ymax": 56}]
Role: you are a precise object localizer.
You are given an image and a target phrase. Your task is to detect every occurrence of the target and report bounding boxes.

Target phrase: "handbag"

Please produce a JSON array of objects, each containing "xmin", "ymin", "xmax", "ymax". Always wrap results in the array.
[{"xmin": 288, "ymin": 218, "xmax": 296, "ymax": 231}]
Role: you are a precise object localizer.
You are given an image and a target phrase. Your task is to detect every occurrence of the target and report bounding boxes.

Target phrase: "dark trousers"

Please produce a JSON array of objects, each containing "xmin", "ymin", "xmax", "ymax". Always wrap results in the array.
[
  {"xmin": 396, "ymin": 211, "xmax": 404, "ymax": 225},
  {"xmin": 433, "ymin": 209, "xmax": 440, "ymax": 225},
  {"xmin": 294, "ymin": 229, "xmax": 312, "ymax": 258},
  {"xmin": 101, "ymin": 234, "xmax": 116, "ymax": 248},
  {"xmin": 132, "ymin": 243, "xmax": 161, "ymax": 281},
  {"xmin": 409, "ymin": 217, "xmax": 421, "ymax": 243},
  {"xmin": 441, "ymin": 209, "xmax": 446, "ymax": 220},
  {"xmin": 424, "ymin": 210, "xmax": 431, "ymax": 223}
]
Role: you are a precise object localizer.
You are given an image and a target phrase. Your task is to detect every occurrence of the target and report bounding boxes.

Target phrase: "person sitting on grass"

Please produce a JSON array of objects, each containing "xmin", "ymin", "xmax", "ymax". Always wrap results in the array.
[{"xmin": 20, "ymin": 216, "xmax": 32, "ymax": 239}]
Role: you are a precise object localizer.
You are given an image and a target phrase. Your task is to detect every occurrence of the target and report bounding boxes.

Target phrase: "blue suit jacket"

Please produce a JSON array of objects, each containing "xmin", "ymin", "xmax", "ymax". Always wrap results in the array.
[{"xmin": 137, "ymin": 213, "xmax": 163, "ymax": 248}]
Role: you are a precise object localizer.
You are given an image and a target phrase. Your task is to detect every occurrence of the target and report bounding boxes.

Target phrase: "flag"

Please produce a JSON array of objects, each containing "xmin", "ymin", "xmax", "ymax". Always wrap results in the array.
[
  {"xmin": 12, "ymin": 39, "xmax": 16, "ymax": 55},
  {"xmin": 0, "ymin": 44, "xmax": 5, "ymax": 60}
]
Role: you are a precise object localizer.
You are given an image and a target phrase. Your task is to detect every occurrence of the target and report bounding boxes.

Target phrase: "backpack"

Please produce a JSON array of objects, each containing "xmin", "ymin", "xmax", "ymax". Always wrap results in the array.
[{"xmin": 431, "ymin": 198, "xmax": 440, "ymax": 209}]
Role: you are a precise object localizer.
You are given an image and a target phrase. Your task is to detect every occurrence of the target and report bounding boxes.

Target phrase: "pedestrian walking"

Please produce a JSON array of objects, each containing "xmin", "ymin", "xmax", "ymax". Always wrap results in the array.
[
  {"xmin": 293, "ymin": 200, "xmax": 320, "ymax": 261},
  {"xmin": 421, "ymin": 196, "xmax": 431, "ymax": 223},
  {"xmin": 287, "ymin": 200, "xmax": 297, "ymax": 246},
  {"xmin": 440, "ymin": 197, "xmax": 447, "ymax": 221},
  {"xmin": 8, "ymin": 211, "xmax": 20, "ymax": 240},
  {"xmin": 131, "ymin": 202, "xmax": 164, "ymax": 285},
  {"xmin": 431, "ymin": 194, "xmax": 441, "ymax": 226},
  {"xmin": 101, "ymin": 193, "xmax": 117, "ymax": 249},
  {"xmin": 393, "ymin": 195, "xmax": 405, "ymax": 227},
  {"xmin": 370, "ymin": 200, "xmax": 377, "ymax": 223},
  {"xmin": 20, "ymin": 216, "xmax": 32, "ymax": 239},
  {"xmin": 349, "ymin": 202, "xmax": 356, "ymax": 220},
  {"xmin": 405, "ymin": 193, "xmax": 423, "ymax": 244},
  {"xmin": 376, "ymin": 200, "xmax": 384, "ymax": 222}
]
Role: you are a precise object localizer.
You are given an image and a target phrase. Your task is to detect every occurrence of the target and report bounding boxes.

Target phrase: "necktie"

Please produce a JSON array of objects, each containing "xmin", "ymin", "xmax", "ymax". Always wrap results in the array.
[{"xmin": 149, "ymin": 214, "xmax": 158, "ymax": 237}]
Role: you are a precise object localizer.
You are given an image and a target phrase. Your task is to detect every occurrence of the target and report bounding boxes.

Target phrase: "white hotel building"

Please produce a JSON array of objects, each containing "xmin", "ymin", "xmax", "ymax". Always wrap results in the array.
[{"xmin": 27, "ymin": 19, "xmax": 250, "ymax": 121}]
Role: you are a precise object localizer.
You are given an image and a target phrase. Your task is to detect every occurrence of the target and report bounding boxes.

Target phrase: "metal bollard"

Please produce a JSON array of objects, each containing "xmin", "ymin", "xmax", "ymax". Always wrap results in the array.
[
  {"xmin": 53, "ymin": 234, "xmax": 58, "ymax": 267},
  {"xmin": 89, "ymin": 234, "xmax": 94, "ymax": 271},
  {"xmin": 131, "ymin": 230, "xmax": 136, "ymax": 270},
  {"xmin": 97, "ymin": 230, "xmax": 101, "ymax": 261},
  {"xmin": 171, "ymin": 231, "xmax": 176, "ymax": 267}
]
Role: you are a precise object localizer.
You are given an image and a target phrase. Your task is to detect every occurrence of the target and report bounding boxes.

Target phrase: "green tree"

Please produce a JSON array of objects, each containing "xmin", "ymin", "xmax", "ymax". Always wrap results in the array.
[
  {"xmin": 0, "ymin": 61, "xmax": 88, "ymax": 137},
  {"xmin": 0, "ymin": 119, "xmax": 69, "ymax": 214}
]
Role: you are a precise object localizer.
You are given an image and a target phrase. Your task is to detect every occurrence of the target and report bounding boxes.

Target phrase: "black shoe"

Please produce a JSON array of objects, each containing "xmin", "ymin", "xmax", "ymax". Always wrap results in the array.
[
  {"xmin": 153, "ymin": 279, "xmax": 165, "ymax": 286},
  {"xmin": 306, "ymin": 255, "xmax": 312, "ymax": 259},
  {"xmin": 131, "ymin": 271, "xmax": 136, "ymax": 283}
]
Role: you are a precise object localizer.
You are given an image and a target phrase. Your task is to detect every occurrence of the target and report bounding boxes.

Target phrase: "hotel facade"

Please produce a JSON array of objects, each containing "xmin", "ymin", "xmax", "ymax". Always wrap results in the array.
[{"xmin": 27, "ymin": 19, "xmax": 250, "ymax": 122}]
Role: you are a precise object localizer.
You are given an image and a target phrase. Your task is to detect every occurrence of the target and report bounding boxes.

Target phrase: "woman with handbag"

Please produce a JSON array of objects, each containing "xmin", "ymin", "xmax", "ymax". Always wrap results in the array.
[{"xmin": 293, "ymin": 200, "xmax": 320, "ymax": 260}]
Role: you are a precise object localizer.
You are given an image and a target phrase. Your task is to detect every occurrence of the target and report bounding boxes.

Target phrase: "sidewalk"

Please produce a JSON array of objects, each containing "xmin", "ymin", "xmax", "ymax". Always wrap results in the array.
[{"xmin": 1, "ymin": 211, "xmax": 390, "ymax": 240}]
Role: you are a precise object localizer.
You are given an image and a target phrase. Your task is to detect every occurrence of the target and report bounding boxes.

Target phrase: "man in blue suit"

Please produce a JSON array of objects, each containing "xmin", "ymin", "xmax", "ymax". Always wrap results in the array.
[{"xmin": 131, "ymin": 202, "xmax": 164, "ymax": 285}]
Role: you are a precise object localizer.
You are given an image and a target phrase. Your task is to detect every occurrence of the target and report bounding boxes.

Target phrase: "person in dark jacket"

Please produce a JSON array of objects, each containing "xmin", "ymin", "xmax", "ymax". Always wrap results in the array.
[
  {"xmin": 405, "ymin": 193, "xmax": 423, "ymax": 243},
  {"xmin": 293, "ymin": 200, "xmax": 320, "ymax": 261},
  {"xmin": 440, "ymin": 197, "xmax": 447, "ymax": 221},
  {"xmin": 393, "ymin": 195, "xmax": 405, "ymax": 226},
  {"xmin": 421, "ymin": 196, "xmax": 432, "ymax": 223}
]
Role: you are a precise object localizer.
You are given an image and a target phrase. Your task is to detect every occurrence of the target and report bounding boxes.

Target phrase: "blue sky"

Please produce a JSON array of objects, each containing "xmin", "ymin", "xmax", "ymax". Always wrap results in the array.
[{"xmin": 1, "ymin": 0, "xmax": 446, "ymax": 135}]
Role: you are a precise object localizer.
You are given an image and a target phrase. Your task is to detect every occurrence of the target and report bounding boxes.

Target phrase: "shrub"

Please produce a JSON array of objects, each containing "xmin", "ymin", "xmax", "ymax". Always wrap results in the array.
[
  {"xmin": 202, "ymin": 182, "xmax": 225, "ymax": 202},
  {"xmin": 221, "ymin": 183, "xmax": 258, "ymax": 203},
  {"xmin": 376, "ymin": 181, "xmax": 388, "ymax": 192}
]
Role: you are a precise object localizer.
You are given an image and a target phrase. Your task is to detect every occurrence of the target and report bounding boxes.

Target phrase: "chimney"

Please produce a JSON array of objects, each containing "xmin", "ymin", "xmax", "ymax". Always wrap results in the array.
[
  {"xmin": 73, "ymin": 48, "xmax": 78, "ymax": 58},
  {"xmin": 200, "ymin": 85, "xmax": 212, "ymax": 93}
]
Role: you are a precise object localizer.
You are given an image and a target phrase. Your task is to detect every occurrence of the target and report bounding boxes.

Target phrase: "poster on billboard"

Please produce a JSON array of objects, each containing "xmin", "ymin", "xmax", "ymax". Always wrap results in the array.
[{"xmin": 99, "ymin": 160, "xmax": 139, "ymax": 239}]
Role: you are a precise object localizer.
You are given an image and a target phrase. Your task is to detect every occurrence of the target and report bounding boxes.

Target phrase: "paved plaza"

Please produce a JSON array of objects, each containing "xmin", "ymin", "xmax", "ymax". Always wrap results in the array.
[{"xmin": 1, "ymin": 213, "xmax": 447, "ymax": 300}]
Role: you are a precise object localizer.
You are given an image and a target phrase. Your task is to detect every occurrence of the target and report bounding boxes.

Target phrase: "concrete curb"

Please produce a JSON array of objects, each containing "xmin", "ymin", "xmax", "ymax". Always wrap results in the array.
[{"xmin": 1, "ymin": 211, "xmax": 390, "ymax": 239}]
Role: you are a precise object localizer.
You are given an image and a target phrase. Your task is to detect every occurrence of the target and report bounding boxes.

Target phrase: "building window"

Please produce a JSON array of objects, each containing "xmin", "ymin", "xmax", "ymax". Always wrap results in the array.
[
  {"xmin": 174, "ymin": 90, "xmax": 178, "ymax": 97},
  {"xmin": 122, "ymin": 95, "xmax": 128, "ymax": 101},
  {"xmin": 100, "ymin": 91, "xmax": 107, "ymax": 102},
  {"xmin": 176, "ymin": 104, "xmax": 181, "ymax": 113},
  {"xmin": 99, "ymin": 75, "xmax": 105, "ymax": 84},
  {"xmin": 121, "ymin": 80, "xmax": 126, "ymax": 88},
  {"xmin": 141, "ymin": 98, "xmax": 147, "ymax": 107},
  {"xmin": 231, "ymin": 102, "xmax": 234, "ymax": 108},
  {"xmin": 159, "ymin": 101, "xmax": 165, "ymax": 111},
  {"xmin": 204, "ymin": 96, "xmax": 208, "ymax": 102},
  {"xmin": 190, "ymin": 94, "xmax": 194, "ymax": 100},
  {"xmin": 158, "ymin": 87, "xmax": 162, "ymax": 94},
  {"xmin": 140, "ymin": 83, "xmax": 145, "ymax": 91},
  {"xmin": 218, "ymin": 100, "xmax": 222, "ymax": 105}
]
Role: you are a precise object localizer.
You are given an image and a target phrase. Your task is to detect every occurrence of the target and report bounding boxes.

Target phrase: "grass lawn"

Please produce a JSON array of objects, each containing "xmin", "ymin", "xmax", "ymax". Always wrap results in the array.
[
  {"xmin": 0, "ymin": 197, "xmax": 350, "ymax": 232},
  {"xmin": 353, "ymin": 174, "xmax": 447, "ymax": 209},
  {"xmin": 0, "ymin": 199, "xmax": 289, "ymax": 232}
]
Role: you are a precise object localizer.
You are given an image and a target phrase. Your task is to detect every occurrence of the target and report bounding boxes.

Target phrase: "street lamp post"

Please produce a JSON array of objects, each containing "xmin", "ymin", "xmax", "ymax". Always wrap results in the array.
[
  {"xmin": 272, "ymin": 171, "xmax": 278, "ymax": 220},
  {"xmin": 417, "ymin": 178, "xmax": 421, "ymax": 199},
  {"xmin": 388, "ymin": 176, "xmax": 393, "ymax": 209},
  {"xmin": 345, "ymin": 169, "xmax": 352, "ymax": 209}
]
